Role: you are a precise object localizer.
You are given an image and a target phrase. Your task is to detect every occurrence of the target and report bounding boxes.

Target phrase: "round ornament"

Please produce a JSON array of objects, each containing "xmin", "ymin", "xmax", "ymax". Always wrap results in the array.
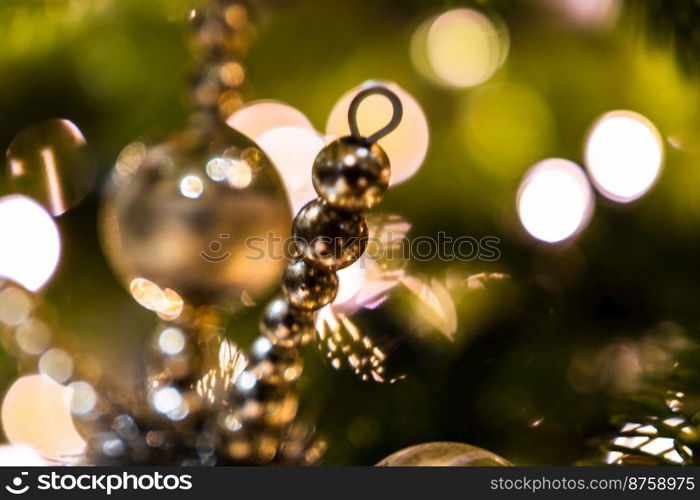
[
  {"xmin": 5, "ymin": 119, "xmax": 96, "ymax": 217},
  {"xmin": 377, "ymin": 442, "xmax": 512, "ymax": 466},
  {"xmin": 312, "ymin": 136, "xmax": 391, "ymax": 212},
  {"xmin": 101, "ymin": 126, "xmax": 291, "ymax": 307}
]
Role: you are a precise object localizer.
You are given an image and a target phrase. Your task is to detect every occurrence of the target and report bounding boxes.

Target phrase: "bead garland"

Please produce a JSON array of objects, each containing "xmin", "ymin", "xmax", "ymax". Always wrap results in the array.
[{"xmin": 223, "ymin": 86, "xmax": 404, "ymax": 463}]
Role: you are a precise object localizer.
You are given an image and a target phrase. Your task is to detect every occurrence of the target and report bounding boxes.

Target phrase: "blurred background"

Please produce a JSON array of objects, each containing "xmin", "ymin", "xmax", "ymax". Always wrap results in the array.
[{"xmin": 1, "ymin": 0, "xmax": 700, "ymax": 466}]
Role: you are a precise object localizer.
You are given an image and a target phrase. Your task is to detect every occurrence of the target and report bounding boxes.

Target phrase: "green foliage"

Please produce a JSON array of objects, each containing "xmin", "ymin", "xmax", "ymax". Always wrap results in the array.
[
  {"xmin": 2, "ymin": 0, "xmax": 700, "ymax": 466},
  {"xmin": 627, "ymin": 0, "xmax": 700, "ymax": 75},
  {"xmin": 591, "ymin": 339, "xmax": 700, "ymax": 466}
]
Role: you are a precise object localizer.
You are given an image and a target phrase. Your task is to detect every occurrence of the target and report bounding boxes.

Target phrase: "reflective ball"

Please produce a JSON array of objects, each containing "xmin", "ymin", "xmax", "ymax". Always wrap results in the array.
[
  {"xmin": 312, "ymin": 137, "xmax": 390, "ymax": 211},
  {"xmin": 292, "ymin": 199, "xmax": 368, "ymax": 271},
  {"xmin": 377, "ymin": 442, "xmax": 512, "ymax": 466},
  {"xmin": 6, "ymin": 119, "xmax": 96, "ymax": 216},
  {"xmin": 260, "ymin": 297, "xmax": 314, "ymax": 347},
  {"xmin": 100, "ymin": 127, "xmax": 292, "ymax": 307},
  {"xmin": 282, "ymin": 260, "xmax": 338, "ymax": 310}
]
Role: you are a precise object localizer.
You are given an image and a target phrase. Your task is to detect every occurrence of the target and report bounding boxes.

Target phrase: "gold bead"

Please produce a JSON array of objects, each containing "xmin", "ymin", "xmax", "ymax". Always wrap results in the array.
[
  {"xmin": 292, "ymin": 199, "xmax": 368, "ymax": 271},
  {"xmin": 312, "ymin": 137, "xmax": 390, "ymax": 211},
  {"xmin": 282, "ymin": 260, "xmax": 338, "ymax": 310},
  {"xmin": 259, "ymin": 297, "xmax": 314, "ymax": 347}
]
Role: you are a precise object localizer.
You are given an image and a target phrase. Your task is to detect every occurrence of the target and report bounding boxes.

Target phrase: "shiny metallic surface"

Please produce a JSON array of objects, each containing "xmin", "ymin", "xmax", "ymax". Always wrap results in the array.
[
  {"xmin": 292, "ymin": 199, "xmax": 368, "ymax": 271},
  {"xmin": 282, "ymin": 259, "xmax": 338, "ymax": 310},
  {"xmin": 100, "ymin": 126, "xmax": 291, "ymax": 307},
  {"xmin": 6, "ymin": 119, "xmax": 96, "ymax": 216},
  {"xmin": 312, "ymin": 137, "xmax": 390, "ymax": 211},
  {"xmin": 260, "ymin": 297, "xmax": 314, "ymax": 347},
  {"xmin": 377, "ymin": 442, "xmax": 513, "ymax": 466}
]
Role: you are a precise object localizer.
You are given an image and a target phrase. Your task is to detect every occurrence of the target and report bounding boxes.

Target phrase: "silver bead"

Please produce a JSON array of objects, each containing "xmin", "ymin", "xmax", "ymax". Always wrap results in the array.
[
  {"xmin": 312, "ymin": 137, "xmax": 390, "ymax": 211},
  {"xmin": 282, "ymin": 260, "xmax": 338, "ymax": 310},
  {"xmin": 260, "ymin": 297, "xmax": 314, "ymax": 347},
  {"xmin": 292, "ymin": 199, "xmax": 368, "ymax": 271}
]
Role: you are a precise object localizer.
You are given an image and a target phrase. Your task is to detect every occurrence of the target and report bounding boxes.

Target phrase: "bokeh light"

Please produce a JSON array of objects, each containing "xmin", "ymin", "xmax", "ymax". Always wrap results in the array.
[
  {"xmin": 158, "ymin": 327, "xmax": 186, "ymax": 356},
  {"xmin": 1, "ymin": 374, "xmax": 85, "ymax": 460},
  {"xmin": 157, "ymin": 288, "xmax": 185, "ymax": 321},
  {"xmin": 326, "ymin": 81, "xmax": 429, "ymax": 185},
  {"xmin": 225, "ymin": 160, "xmax": 254, "ymax": 189},
  {"xmin": 6, "ymin": 119, "xmax": 95, "ymax": 216},
  {"xmin": 179, "ymin": 174, "xmax": 204, "ymax": 199},
  {"xmin": 38, "ymin": 348, "xmax": 74, "ymax": 383},
  {"xmin": 584, "ymin": 110, "xmax": 664, "ymax": 203},
  {"xmin": 544, "ymin": 0, "xmax": 621, "ymax": 30},
  {"xmin": 129, "ymin": 277, "xmax": 184, "ymax": 321},
  {"xmin": 0, "ymin": 195, "xmax": 61, "ymax": 292},
  {"xmin": 226, "ymin": 100, "xmax": 314, "ymax": 141},
  {"xmin": 152, "ymin": 387, "xmax": 182, "ymax": 414},
  {"xmin": 14, "ymin": 318, "xmax": 52, "ymax": 355},
  {"xmin": 0, "ymin": 444, "xmax": 48, "ymax": 466},
  {"xmin": 0, "ymin": 286, "xmax": 32, "ymax": 327},
  {"xmin": 517, "ymin": 158, "xmax": 594, "ymax": 243},
  {"xmin": 411, "ymin": 8, "xmax": 508, "ymax": 88},
  {"xmin": 130, "ymin": 277, "xmax": 169, "ymax": 312},
  {"xmin": 257, "ymin": 126, "xmax": 325, "ymax": 213},
  {"xmin": 68, "ymin": 381, "xmax": 98, "ymax": 416}
]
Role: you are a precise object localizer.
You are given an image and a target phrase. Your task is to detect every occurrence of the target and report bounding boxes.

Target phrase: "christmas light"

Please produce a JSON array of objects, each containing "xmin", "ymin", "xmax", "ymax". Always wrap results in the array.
[
  {"xmin": 412, "ymin": 8, "xmax": 508, "ymax": 88},
  {"xmin": 0, "ymin": 195, "xmax": 61, "ymax": 292},
  {"xmin": 257, "ymin": 126, "xmax": 325, "ymax": 214},
  {"xmin": 1, "ymin": 374, "xmax": 85, "ymax": 460},
  {"xmin": 227, "ymin": 101, "xmax": 314, "ymax": 141},
  {"xmin": 585, "ymin": 110, "xmax": 663, "ymax": 203},
  {"xmin": 517, "ymin": 158, "xmax": 594, "ymax": 243}
]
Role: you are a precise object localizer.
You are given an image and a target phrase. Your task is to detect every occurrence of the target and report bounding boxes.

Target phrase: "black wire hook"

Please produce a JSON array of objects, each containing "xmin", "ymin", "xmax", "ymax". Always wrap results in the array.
[{"xmin": 347, "ymin": 85, "xmax": 403, "ymax": 144}]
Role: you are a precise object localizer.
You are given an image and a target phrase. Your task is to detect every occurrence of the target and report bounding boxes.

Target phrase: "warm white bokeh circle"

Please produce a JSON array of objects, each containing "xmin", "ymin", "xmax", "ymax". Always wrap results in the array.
[
  {"xmin": 0, "ymin": 195, "xmax": 61, "ymax": 291},
  {"xmin": 257, "ymin": 126, "xmax": 325, "ymax": 214},
  {"xmin": 326, "ymin": 81, "xmax": 429, "ymax": 185},
  {"xmin": 226, "ymin": 100, "xmax": 314, "ymax": 141},
  {"xmin": 0, "ymin": 444, "xmax": 48, "ymax": 466},
  {"xmin": 420, "ymin": 8, "xmax": 508, "ymax": 88},
  {"xmin": 517, "ymin": 158, "xmax": 594, "ymax": 243},
  {"xmin": 584, "ymin": 110, "xmax": 663, "ymax": 203},
  {"xmin": 426, "ymin": 8, "xmax": 508, "ymax": 87},
  {"xmin": 1, "ymin": 374, "xmax": 85, "ymax": 460}
]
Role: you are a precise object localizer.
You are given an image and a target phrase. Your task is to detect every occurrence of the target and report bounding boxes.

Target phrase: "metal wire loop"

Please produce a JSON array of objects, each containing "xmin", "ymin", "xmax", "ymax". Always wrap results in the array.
[{"xmin": 347, "ymin": 86, "xmax": 403, "ymax": 144}]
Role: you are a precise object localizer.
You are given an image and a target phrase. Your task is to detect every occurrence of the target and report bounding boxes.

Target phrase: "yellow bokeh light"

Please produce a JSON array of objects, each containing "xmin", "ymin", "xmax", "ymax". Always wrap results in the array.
[
  {"xmin": 157, "ymin": 288, "xmax": 184, "ymax": 321},
  {"xmin": 326, "ymin": 81, "xmax": 429, "ymax": 185},
  {"xmin": 129, "ymin": 277, "xmax": 184, "ymax": 321},
  {"xmin": 517, "ymin": 158, "xmax": 594, "ymax": 243},
  {"xmin": 412, "ymin": 8, "xmax": 508, "ymax": 89},
  {"xmin": 130, "ymin": 277, "xmax": 169, "ymax": 311},
  {"xmin": 584, "ymin": 110, "xmax": 664, "ymax": 203},
  {"xmin": 225, "ymin": 160, "xmax": 253, "ymax": 189}
]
